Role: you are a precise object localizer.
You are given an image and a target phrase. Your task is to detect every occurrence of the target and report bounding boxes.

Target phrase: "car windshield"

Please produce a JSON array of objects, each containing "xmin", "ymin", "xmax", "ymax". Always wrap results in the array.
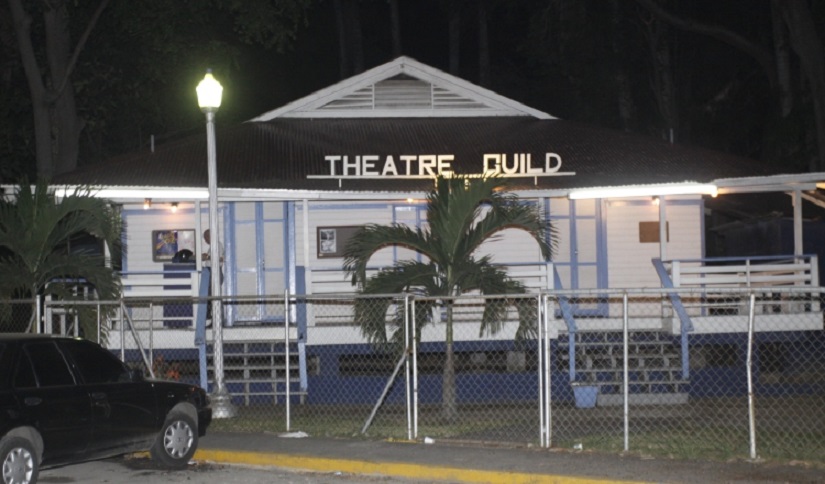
[{"xmin": 62, "ymin": 339, "xmax": 130, "ymax": 384}]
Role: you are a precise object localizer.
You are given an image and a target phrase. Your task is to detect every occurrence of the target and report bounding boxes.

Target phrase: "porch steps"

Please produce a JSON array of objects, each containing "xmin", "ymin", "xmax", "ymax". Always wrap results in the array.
[
  {"xmin": 558, "ymin": 330, "xmax": 689, "ymax": 406},
  {"xmin": 207, "ymin": 340, "xmax": 307, "ymax": 406}
]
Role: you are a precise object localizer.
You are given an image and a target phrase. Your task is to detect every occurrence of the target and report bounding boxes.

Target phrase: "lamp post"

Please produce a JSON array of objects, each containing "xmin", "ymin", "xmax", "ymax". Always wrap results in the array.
[{"xmin": 196, "ymin": 69, "xmax": 236, "ymax": 418}]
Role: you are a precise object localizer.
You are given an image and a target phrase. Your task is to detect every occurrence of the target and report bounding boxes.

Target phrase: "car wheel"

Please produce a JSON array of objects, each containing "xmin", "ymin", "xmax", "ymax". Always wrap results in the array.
[
  {"xmin": 1, "ymin": 436, "xmax": 39, "ymax": 484},
  {"xmin": 149, "ymin": 411, "xmax": 198, "ymax": 469}
]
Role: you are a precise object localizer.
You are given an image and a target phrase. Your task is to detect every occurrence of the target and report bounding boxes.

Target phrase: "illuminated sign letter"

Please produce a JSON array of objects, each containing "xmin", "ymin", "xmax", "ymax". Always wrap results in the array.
[
  {"xmin": 325, "ymin": 155, "xmax": 340, "ymax": 176},
  {"xmin": 400, "ymin": 155, "xmax": 416, "ymax": 175},
  {"xmin": 382, "ymin": 155, "xmax": 398, "ymax": 176},
  {"xmin": 545, "ymin": 153, "xmax": 562, "ymax": 173},
  {"xmin": 418, "ymin": 155, "xmax": 437, "ymax": 176},
  {"xmin": 437, "ymin": 155, "xmax": 454, "ymax": 176},
  {"xmin": 362, "ymin": 155, "xmax": 379, "ymax": 176},
  {"xmin": 483, "ymin": 154, "xmax": 501, "ymax": 175},
  {"xmin": 502, "ymin": 154, "xmax": 519, "ymax": 175},
  {"xmin": 342, "ymin": 155, "xmax": 359, "ymax": 176}
]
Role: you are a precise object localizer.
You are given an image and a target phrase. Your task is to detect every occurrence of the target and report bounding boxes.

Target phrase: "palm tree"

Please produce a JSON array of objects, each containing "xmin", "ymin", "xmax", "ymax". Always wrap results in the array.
[
  {"xmin": 343, "ymin": 175, "xmax": 554, "ymax": 421},
  {"xmin": 0, "ymin": 180, "xmax": 122, "ymax": 339}
]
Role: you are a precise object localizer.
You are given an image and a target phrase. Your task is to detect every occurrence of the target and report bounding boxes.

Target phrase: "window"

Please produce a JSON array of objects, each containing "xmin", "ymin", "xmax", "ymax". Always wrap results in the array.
[
  {"xmin": 13, "ymin": 352, "xmax": 37, "ymax": 389},
  {"xmin": 62, "ymin": 340, "xmax": 129, "ymax": 384},
  {"xmin": 18, "ymin": 342, "xmax": 76, "ymax": 387},
  {"xmin": 0, "ymin": 343, "xmax": 7, "ymax": 390}
]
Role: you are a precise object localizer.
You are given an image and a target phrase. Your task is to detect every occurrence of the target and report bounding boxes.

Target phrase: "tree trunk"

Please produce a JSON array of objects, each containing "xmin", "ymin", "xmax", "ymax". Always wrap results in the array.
[
  {"xmin": 442, "ymin": 302, "xmax": 457, "ymax": 422},
  {"xmin": 477, "ymin": 0, "xmax": 490, "ymax": 87},
  {"xmin": 771, "ymin": 0, "xmax": 793, "ymax": 117},
  {"xmin": 448, "ymin": 1, "xmax": 461, "ymax": 76},
  {"xmin": 9, "ymin": 0, "xmax": 52, "ymax": 177},
  {"xmin": 389, "ymin": 0, "xmax": 402, "ymax": 58},
  {"xmin": 611, "ymin": 0, "xmax": 635, "ymax": 132},
  {"xmin": 633, "ymin": 0, "xmax": 777, "ymax": 88},
  {"xmin": 781, "ymin": 0, "xmax": 825, "ymax": 172},
  {"xmin": 44, "ymin": 3, "xmax": 82, "ymax": 175},
  {"xmin": 8, "ymin": 0, "xmax": 108, "ymax": 177},
  {"xmin": 346, "ymin": 0, "xmax": 364, "ymax": 75},
  {"xmin": 333, "ymin": 0, "xmax": 349, "ymax": 79},
  {"xmin": 644, "ymin": 15, "xmax": 678, "ymax": 142}
]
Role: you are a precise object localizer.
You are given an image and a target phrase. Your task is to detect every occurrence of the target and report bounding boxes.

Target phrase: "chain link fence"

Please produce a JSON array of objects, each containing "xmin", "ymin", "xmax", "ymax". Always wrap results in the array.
[{"xmin": 5, "ymin": 287, "xmax": 823, "ymax": 464}]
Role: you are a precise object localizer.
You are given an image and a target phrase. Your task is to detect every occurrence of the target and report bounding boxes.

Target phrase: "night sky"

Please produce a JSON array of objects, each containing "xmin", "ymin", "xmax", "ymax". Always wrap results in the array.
[{"xmin": 0, "ymin": 0, "xmax": 820, "ymax": 178}]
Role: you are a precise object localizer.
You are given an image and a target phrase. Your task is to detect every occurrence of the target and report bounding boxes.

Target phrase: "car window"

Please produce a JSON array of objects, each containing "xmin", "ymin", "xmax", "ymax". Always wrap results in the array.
[
  {"xmin": 18, "ymin": 342, "xmax": 76, "ymax": 387},
  {"xmin": 0, "ymin": 343, "xmax": 8, "ymax": 390},
  {"xmin": 13, "ymin": 350, "xmax": 37, "ymax": 388},
  {"xmin": 61, "ymin": 339, "xmax": 130, "ymax": 384}
]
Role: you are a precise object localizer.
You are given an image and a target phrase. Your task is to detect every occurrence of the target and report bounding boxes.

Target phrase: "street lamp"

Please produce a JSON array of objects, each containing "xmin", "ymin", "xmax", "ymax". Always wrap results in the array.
[{"xmin": 197, "ymin": 69, "xmax": 236, "ymax": 418}]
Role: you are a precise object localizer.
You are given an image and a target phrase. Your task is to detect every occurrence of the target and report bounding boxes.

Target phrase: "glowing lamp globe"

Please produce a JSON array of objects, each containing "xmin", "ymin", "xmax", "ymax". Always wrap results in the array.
[{"xmin": 196, "ymin": 70, "xmax": 223, "ymax": 112}]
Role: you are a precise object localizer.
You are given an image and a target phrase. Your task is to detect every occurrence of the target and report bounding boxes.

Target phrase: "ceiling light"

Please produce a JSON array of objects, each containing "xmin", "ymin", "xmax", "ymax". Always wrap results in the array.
[{"xmin": 569, "ymin": 183, "xmax": 718, "ymax": 200}]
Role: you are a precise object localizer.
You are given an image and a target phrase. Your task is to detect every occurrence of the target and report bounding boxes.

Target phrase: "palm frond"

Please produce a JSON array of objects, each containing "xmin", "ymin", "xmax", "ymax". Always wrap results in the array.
[
  {"xmin": 0, "ymin": 179, "xmax": 123, "ymax": 338},
  {"xmin": 345, "ymin": 174, "xmax": 554, "ymax": 352},
  {"xmin": 343, "ymin": 224, "xmax": 433, "ymax": 288}
]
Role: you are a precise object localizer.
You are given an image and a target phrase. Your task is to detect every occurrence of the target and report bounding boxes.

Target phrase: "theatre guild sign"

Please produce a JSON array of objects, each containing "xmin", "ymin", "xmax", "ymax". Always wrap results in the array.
[{"xmin": 307, "ymin": 153, "xmax": 575, "ymax": 181}]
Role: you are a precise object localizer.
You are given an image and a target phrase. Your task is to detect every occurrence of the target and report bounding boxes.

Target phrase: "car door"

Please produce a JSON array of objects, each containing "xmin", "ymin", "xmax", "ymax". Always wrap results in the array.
[
  {"xmin": 59, "ymin": 339, "xmax": 158, "ymax": 455},
  {"xmin": 12, "ymin": 341, "xmax": 93, "ymax": 464}
]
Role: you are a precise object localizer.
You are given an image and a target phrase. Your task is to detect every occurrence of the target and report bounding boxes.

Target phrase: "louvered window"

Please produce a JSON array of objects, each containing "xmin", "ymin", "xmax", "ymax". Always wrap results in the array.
[{"xmin": 321, "ymin": 76, "xmax": 485, "ymax": 111}]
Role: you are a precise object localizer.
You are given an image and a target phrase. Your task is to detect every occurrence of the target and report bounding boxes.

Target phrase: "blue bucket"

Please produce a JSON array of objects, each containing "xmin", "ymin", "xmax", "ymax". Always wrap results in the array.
[{"xmin": 572, "ymin": 384, "xmax": 598, "ymax": 408}]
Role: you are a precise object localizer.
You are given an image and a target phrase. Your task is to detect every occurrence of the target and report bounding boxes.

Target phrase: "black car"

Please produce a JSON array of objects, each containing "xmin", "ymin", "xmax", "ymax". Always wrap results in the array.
[{"xmin": 0, "ymin": 334, "xmax": 212, "ymax": 484}]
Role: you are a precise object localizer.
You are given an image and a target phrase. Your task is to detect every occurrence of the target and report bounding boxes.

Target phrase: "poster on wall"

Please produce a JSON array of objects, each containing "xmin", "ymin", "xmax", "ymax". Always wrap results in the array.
[
  {"xmin": 317, "ymin": 226, "xmax": 361, "ymax": 258},
  {"xmin": 152, "ymin": 229, "xmax": 196, "ymax": 262}
]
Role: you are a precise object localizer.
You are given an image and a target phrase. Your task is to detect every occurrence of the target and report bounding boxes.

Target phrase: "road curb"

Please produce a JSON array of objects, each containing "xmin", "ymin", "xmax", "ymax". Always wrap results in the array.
[{"xmin": 194, "ymin": 448, "xmax": 647, "ymax": 484}]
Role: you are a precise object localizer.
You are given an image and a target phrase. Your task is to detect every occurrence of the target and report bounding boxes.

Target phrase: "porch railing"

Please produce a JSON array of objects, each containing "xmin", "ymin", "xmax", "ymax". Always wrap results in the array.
[{"xmin": 661, "ymin": 254, "xmax": 819, "ymax": 289}]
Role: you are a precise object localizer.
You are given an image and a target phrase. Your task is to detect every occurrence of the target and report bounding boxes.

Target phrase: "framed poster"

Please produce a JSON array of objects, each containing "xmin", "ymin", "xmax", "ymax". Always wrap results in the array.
[
  {"xmin": 317, "ymin": 226, "xmax": 361, "ymax": 258},
  {"xmin": 152, "ymin": 229, "xmax": 196, "ymax": 262}
]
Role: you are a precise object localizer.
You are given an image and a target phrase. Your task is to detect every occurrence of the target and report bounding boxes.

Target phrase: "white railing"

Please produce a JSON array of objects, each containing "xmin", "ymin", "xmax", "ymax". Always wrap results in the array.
[
  {"xmin": 305, "ymin": 261, "xmax": 553, "ymax": 296},
  {"xmin": 120, "ymin": 270, "xmax": 200, "ymax": 298},
  {"xmin": 666, "ymin": 255, "xmax": 819, "ymax": 289},
  {"xmin": 656, "ymin": 255, "xmax": 820, "ymax": 317}
]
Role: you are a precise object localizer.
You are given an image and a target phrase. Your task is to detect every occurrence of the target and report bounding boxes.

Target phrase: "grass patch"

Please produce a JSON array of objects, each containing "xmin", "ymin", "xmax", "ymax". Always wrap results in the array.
[{"xmin": 206, "ymin": 401, "xmax": 825, "ymax": 466}]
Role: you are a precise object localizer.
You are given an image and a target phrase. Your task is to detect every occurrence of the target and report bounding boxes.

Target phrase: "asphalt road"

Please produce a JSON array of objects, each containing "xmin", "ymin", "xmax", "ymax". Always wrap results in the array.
[{"xmin": 37, "ymin": 456, "xmax": 429, "ymax": 484}]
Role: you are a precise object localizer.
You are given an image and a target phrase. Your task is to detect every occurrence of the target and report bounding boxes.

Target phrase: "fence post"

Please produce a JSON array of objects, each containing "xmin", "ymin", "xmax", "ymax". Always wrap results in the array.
[
  {"xmin": 623, "ymin": 292, "xmax": 630, "ymax": 452},
  {"xmin": 36, "ymin": 295, "xmax": 42, "ymax": 334},
  {"xmin": 119, "ymin": 304, "xmax": 125, "ymax": 362},
  {"xmin": 405, "ymin": 293, "xmax": 413, "ymax": 441},
  {"xmin": 96, "ymin": 302, "xmax": 101, "ymax": 343},
  {"xmin": 541, "ymin": 294, "xmax": 552, "ymax": 448},
  {"xmin": 411, "ymin": 296, "xmax": 419, "ymax": 440},
  {"xmin": 285, "ymin": 290, "xmax": 291, "ymax": 432},
  {"xmin": 746, "ymin": 292, "xmax": 758, "ymax": 461}
]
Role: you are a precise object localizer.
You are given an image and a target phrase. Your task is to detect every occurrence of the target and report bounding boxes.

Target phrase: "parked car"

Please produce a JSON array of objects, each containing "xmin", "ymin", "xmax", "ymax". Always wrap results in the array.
[{"xmin": 0, "ymin": 334, "xmax": 212, "ymax": 484}]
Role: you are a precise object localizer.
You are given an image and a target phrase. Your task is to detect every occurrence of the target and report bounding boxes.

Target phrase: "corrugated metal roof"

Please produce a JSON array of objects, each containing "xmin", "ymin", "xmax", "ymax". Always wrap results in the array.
[{"xmin": 55, "ymin": 117, "xmax": 786, "ymax": 194}]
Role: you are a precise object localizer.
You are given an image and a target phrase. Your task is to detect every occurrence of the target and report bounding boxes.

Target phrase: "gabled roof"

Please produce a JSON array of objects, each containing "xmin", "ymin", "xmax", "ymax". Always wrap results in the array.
[
  {"xmin": 250, "ymin": 56, "xmax": 553, "ymax": 120},
  {"xmin": 50, "ymin": 57, "xmax": 818, "ymax": 201},
  {"xmin": 54, "ymin": 117, "xmax": 789, "ymax": 195}
]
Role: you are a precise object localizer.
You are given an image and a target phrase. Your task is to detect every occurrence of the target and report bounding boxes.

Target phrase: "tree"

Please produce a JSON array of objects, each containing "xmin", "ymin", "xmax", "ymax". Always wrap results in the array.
[
  {"xmin": 0, "ymin": 179, "xmax": 122, "ymax": 339},
  {"xmin": 4, "ymin": 0, "xmax": 313, "ymax": 179},
  {"xmin": 343, "ymin": 175, "xmax": 554, "ymax": 421},
  {"xmin": 634, "ymin": 0, "xmax": 825, "ymax": 171},
  {"xmin": 7, "ymin": 0, "xmax": 110, "ymax": 179}
]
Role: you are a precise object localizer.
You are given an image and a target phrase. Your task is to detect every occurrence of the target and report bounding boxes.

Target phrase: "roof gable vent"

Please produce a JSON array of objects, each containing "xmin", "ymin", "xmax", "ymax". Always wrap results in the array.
[
  {"xmin": 320, "ymin": 78, "xmax": 484, "ymax": 112},
  {"xmin": 250, "ymin": 56, "xmax": 553, "ymax": 120}
]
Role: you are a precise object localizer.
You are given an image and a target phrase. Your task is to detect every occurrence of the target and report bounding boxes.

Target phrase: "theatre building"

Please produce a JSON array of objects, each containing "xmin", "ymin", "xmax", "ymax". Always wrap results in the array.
[{"xmin": 53, "ymin": 57, "xmax": 824, "ymax": 406}]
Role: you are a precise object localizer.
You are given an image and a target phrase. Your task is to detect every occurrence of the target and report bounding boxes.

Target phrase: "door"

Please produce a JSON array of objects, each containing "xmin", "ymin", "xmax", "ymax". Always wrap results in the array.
[
  {"xmin": 230, "ymin": 201, "xmax": 287, "ymax": 323},
  {"xmin": 13, "ymin": 341, "xmax": 92, "ymax": 464},
  {"xmin": 548, "ymin": 198, "xmax": 607, "ymax": 316},
  {"xmin": 59, "ymin": 339, "xmax": 158, "ymax": 454}
]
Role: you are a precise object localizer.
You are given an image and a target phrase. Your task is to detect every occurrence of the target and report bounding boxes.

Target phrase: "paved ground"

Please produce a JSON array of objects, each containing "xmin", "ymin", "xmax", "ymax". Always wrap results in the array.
[{"xmin": 196, "ymin": 431, "xmax": 825, "ymax": 484}]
